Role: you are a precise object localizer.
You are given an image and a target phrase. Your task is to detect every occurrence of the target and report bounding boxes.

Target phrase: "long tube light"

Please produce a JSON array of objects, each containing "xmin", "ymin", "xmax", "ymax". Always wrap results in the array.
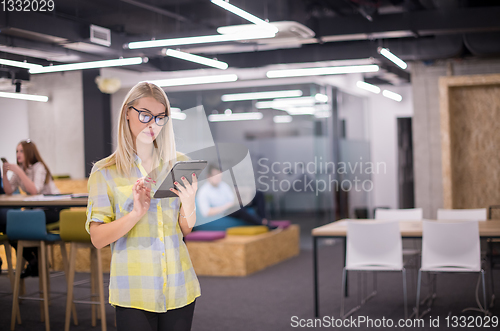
[
  {"xmin": 165, "ymin": 49, "xmax": 228, "ymax": 70},
  {"xmin": 208, "ymin": 112, "xmax": 263, "ymax": 122},
  {"xmin": 211, "ymin": 0, "xmax": 278, "ymax": 34},
  {"xmin": 128, "ymin": 30, "xmax": 275, "ymax": 49},
  {"xmin": 273, "ymin": 115, "xmax": 292, "ymax": 123},
  {"xmin": 266, "ymin": 65, "xmax": 379, "ymax": 78},
  {"xmin": 382, "ymin": 90, "xmax": 403, "ymax": 102},
  {"xmin": 0, "ymin": 59, "xmax": 42, "ymax": 70},
  {"xmin": 170, "ymin": 107, "xmax": 187, "ymax": 120},
  {"xmin": 378, "ymin": 48, "xmax": 407, "ymax": 70},
  {"xmin": 255, "ymin": 96, "xmax": 328, "ymax": 109},
  {"xmin": 149, "ymin": 74, "xmax": 238, "ymax": 87},
  {"xmin": 30, "ymin": 57, "xmax": 145, "ymax": 74},
  {"xmin": 221, "ymin": 89, "xmax": 303, "ymax": 102},
  {"xmin": 356, "ymin": 81, "xmax": 381, "ymax": 94},
  {"xmin": 0, "ymin": 91, "xmax": 48, "ymax": 102}
]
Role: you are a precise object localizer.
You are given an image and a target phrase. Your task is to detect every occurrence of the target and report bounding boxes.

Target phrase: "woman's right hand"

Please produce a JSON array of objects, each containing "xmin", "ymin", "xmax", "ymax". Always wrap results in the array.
[{"xmin": 131, "ymin": 177, "xmax": 151, "ymax": 219}]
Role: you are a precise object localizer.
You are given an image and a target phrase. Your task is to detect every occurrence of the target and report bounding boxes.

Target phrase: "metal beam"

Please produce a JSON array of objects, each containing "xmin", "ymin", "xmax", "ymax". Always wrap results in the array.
[
  {"xmin": 0, "ymin": 11, "xmax": 128, "ymax": 53},
  {"xmin": 315, "ymin": 7, "xmax": 500, "ymax": 38}
]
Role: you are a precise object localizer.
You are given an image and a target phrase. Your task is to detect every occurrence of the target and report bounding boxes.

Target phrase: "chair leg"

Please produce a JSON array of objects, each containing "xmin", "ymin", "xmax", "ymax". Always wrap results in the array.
[
  {"xmin": 340, "ymin": 268, "xmax": 347, "ymax": 318},
  {"xmin": 11, "ymin": 241, "xmax": 24, "ymax": 330},
  {"xmin": 96, "ymin": 248, "xmax": 107, "ymax": 331},
  {"xmin": 40, "ymin": 242, "xmax": 50, "ymax": 331},
  {"xmin": 65, "ymin": 244, "xmax": 78, "ymax": 331},
  {"xmin": 481, "ymin": 270, "xmax": 488, "ymax": 313},
  {"xmin": 402, "ymin": 268, "xmax": 408, "ymax": 319},
  {"xmin": 60, "ymin": 242, "xmax": 78, "ymax": 325},
  {"xmin": 90, "ymin": 248, "xmax": 96, "ymax": 327},
  {"xmin": 39, "ymin": 247, "xmax": 44, "ymax": 322},
  {"xmin": 415, "ymin": 269, "xmax": 422, "ymax": 319},
  {"xmin": 4, "ymin": 243, "xmax": 15, "ymax": 291}
]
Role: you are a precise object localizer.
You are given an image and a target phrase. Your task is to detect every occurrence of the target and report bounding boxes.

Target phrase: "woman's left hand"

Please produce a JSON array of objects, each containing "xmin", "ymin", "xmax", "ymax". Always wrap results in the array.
[
  {"xmin": 170, "ymin": 173, "xmax": 198, "ymax": 215},
  {"xmin": 3, "ymin": 163, "xmax": 22, "ymax": 174}
]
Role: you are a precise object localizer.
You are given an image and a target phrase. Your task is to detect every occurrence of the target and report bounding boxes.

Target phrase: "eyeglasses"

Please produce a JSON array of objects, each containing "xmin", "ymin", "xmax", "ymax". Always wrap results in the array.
[{"xmin": 130, "ymin": 106, "xmax": 169, "ymax": 126}]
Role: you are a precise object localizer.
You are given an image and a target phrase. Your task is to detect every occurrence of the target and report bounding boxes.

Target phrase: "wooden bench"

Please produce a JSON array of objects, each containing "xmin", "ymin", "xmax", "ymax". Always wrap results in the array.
[{"xmin": 186, "ymin": 224, "xmax": 300, "ymax": 276}]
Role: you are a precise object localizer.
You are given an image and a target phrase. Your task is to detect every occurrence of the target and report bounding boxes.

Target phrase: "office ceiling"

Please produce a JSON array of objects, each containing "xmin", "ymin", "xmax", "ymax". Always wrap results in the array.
[{"xmin": 1, "ymin": 0, "xmax": 500, "ymax": 84}]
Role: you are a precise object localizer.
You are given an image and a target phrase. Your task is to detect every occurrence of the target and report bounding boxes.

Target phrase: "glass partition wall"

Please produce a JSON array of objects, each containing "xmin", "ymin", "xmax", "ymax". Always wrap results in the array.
[{"xmin": 167, "ymin": 83, "xmax": 371, "ymax": 223}]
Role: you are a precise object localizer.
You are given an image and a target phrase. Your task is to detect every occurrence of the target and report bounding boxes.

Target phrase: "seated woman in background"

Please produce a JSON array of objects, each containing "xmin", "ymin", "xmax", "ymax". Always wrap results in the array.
[{"xmin": 0, "ymin": 139, "xmax": 60, "ymax": 278}]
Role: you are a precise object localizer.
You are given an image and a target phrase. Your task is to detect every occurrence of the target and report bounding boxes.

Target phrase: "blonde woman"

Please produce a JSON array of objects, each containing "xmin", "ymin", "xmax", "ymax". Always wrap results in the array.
[{"xmin": 86, "ymin": 82, "xmax": 200, "ymax": 331}]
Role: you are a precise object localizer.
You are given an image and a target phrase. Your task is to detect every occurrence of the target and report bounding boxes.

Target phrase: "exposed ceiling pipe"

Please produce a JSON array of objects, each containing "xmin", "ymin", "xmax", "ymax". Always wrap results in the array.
[{"xmin": 120, "ymin": 0, "xmax": 191, "ymax": 23}]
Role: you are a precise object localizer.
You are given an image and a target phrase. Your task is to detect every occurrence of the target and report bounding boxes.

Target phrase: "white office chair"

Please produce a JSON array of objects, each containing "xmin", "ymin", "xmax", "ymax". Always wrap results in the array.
[
  {"xmin": 375, "ymin": 208, "xmax": 422, "ymax": 271},
  {"xmin": 437, "ymin": 208, "xmax": 487, "ymax": 221},
  {"xmin": 341, "ymin": 220, "xmax": 407, "ymax": 319},
  {"xmin": 415, "ymin": 220, "xmax": 488, "ymax": 317}
]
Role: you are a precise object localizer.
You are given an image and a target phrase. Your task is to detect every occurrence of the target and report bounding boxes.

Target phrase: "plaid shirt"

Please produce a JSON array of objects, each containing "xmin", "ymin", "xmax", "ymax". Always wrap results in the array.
[{"xmin": 85, "ymin": 154, "xmax": 201, "ymax": 312}]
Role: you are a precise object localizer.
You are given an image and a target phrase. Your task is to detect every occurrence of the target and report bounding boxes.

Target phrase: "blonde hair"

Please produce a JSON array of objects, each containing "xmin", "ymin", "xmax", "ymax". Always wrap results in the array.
[{"xmin": 99, "ymin": 82, "xmax": 177, "ymax": 177}]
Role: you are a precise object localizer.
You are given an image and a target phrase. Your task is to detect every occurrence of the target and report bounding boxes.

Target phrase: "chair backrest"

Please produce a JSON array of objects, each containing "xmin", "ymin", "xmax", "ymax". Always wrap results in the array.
[
  {"xmin": 59, "ymin": 210, "xmax": 91, "ymax": 242},
  {"xmin": 6, "ymin": 209, "xmax": 47, "ymax": 240},
  {"xmin": 421, "ymin": 220, "xmax": 480, "ymax": 271},
  {"xmin": 374, "ymin": 208, "xmax": 423, "ymax": 221},
  {"xmin": 437, "ymin": 208, "xmax": 487, "ymax": 221},
  {"xmin": 346, "ymin": 220, "xmax": 403, "ymax": 270}
]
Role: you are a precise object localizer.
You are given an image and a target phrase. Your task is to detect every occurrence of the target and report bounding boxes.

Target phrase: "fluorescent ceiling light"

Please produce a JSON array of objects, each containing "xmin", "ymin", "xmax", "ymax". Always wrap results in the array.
[
  {"xmin": 221, "ymin": 89, "xmax": 303, "ymax": 102},
  {"xmin": 128, "ymin": 31, "xmax": 275, "ymax": 49},
  {"xmin": 29, "ymin": 57, "xmax": 145, "ymax": 74},
  {"xmin": 0, "ymin": 59, "xmax": 42, "ymax": 70},
  {"xmin": 256, "ymin": 96, "xmax": 326, "ymax": 109},
  {"xmin": 0, "ymin": 91, "xmax": 48, "ymax": 102},
  {"xmin": 211, "ymin": 0, "xmax": 278, "ymax": 34},
  {"xmin": 266, "ymin": 65, "xmax": 379, "ymax": 78},
  {"xmin": 382, "ymin": 90, "xmax": 403, "ymax": 102},
  {"xmin": 149, "ymin": 74, "xmax": 238, "ymax": 87},
  {"xmin": 208, "ymin": 112, "xmax": 263, "ymax": 122},
  {"xmin": 314, "ymin": 111, "xmax": 330, "ymax": 118},
  {"xmin": 273, "ymin": 115, "xmax": 293, "ymax": 123},
  {"xmin": 356, "ymin": 81, "xmax": 381, "ymax": 94},
  {"xmin": 165, "ymin": 49, "xmax": 228, "ymax": 70},
  {"xmin": 314, "ymin": 93, "xmax": 328, "ymax": 102},
  {"xmin": 284, "ymin": 107, "xmax": 316, "ymax": 115},
  {"xmin": 378, "ymin": 48, "xmax": 407, "ymax": 70},
  {"xmin": 170, "ymin": 108, "xmax": 187, "ymax": 120}
]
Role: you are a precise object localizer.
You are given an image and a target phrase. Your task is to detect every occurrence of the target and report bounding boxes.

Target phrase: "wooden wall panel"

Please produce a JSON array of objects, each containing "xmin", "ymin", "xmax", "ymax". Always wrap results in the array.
[{"xmin": 440, "ymin": 74, "xmax": 500, "ymax": 209}]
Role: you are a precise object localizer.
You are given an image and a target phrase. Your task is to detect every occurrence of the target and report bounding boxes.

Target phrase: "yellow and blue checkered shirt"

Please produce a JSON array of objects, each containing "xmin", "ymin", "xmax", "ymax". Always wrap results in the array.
[{"xmin": 85, "ymin": 154, "xmax": 201, "ymax": 312}]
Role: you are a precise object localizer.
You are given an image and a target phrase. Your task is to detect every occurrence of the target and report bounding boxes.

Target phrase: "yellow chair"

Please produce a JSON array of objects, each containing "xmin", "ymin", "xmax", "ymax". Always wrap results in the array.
[
  {"xmin": 226, "ymin": 225, "xmax": 269, "ymax": 236},
  {"xmin": 59, "ymin": 209, "xmax": 106, "ymax": 331}
]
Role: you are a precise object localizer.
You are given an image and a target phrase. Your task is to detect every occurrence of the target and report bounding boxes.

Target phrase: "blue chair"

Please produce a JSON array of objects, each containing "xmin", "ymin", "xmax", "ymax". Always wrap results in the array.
[{"xmin": 7, "ymin": 209, "xmax": 69, "ymax": 331}]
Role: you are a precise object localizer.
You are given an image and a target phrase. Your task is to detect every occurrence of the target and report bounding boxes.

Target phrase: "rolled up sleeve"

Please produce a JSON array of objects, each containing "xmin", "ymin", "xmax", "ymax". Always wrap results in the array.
[{"xmin": 85, "ymin": 168, "xmax": 114, "ymax": 234}]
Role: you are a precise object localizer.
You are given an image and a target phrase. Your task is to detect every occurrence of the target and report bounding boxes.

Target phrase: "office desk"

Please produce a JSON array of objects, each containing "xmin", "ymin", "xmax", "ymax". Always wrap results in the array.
[
  {"xmin": 311, "ymin": 219, "xmax": 500, "ymax": 317},
  {"xmin": 0, "ymin": 195, "xmax": 88, "ymax": 208}
]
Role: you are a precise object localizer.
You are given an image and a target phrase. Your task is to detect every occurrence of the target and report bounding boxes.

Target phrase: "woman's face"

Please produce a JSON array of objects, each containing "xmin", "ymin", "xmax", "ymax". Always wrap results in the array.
[
  {"xmin": 126, "ymin": 97, "xmax": 166, "ymax": 146},
  {"xmin": 16, "ymin": 144, "xmax": 24, "ymax": 165}
]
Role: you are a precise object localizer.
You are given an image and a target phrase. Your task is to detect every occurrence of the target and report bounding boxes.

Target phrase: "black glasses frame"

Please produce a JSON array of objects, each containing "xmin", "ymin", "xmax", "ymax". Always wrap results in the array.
[{"xmin": 130, "ymin": 106, "xmax": 169, "ymax": 126}]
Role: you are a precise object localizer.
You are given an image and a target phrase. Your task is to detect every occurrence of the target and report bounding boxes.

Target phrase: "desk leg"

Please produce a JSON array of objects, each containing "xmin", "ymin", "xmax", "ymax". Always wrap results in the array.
[
  {"xmin": 313, "ymin": 236, "xmax": 319, "ymax": 317},
  {"xmin": 344, "ymin": 238, "xmax": 348, "ymax": 297}
]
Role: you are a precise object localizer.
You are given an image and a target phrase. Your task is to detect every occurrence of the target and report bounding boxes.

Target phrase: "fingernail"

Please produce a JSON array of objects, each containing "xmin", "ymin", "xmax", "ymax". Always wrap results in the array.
[
  {"xmin": 174, "ymin": 182, "xmax": 178, "ymax": 185},
  {"xmin": 192, "ymin": 173, "xmax": 196, "ymax": 177},
  {"xmin": 181, "ymin": 176, "xmax": 185, "ymax": 180},
  {"xmin": 170, "ymin": 188, "xmax": 174, "ymax": 191}
]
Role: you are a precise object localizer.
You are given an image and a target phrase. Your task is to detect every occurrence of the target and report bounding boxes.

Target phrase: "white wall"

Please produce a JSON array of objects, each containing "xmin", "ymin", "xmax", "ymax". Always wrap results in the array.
[
  {"xmin": 27, "ymin": 71, "xmax": 85, "ymax": 179},
  {"xmin": 0, "ymin": 98, "xmax": 29, "ymax": 177},
  {"xmin": 366, "ymin": 85, "xmax": 413, "ymax": 210}
]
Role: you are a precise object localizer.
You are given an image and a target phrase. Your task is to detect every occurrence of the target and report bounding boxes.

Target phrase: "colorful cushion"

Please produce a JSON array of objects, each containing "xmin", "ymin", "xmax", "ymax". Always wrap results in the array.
[
  {"xmin": 226, "ymin": 225, "xmax": 269, "ymax": 236},
  {"xmin": 269, "ymin": 220, "xmax": 291, "ymax": 229},
  {"xmin": 185, "ymin": 231, "xmax": 226, "ymax": 241}
]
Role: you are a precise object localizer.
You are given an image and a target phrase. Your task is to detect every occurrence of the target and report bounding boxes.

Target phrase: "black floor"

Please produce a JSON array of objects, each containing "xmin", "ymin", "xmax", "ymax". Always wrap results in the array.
[{"xmin": 1, "ymin": 213, "xmax": 499, "ymax": 331}]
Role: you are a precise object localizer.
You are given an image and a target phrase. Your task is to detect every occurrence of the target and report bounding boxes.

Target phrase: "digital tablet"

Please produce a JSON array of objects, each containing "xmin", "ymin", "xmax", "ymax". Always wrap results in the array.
[{"xmin": 153, "ymin": 160, "xmax": 208, "ymax": 198}]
